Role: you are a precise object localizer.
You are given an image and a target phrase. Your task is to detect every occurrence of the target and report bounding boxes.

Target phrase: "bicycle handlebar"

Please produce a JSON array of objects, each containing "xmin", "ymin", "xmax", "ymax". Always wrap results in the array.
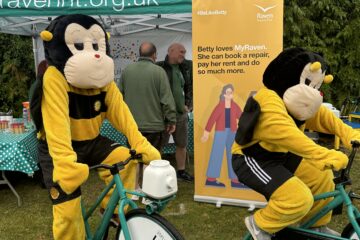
[
  {"xmin": 89, "ymin": 149, "xmax": 142, "ymax": 171},
  {"xmin": 350, "ymin": 140, "xmax": 360, "ymax": 148}
]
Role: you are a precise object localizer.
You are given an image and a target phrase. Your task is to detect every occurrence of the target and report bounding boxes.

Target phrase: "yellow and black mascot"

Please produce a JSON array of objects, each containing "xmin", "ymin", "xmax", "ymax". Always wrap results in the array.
[
  {"xmin": 30, "ymin": 14, "xmax": 160, "ymax": 240},
  {"xmin": 232, "ymin": 47, "xmax": 360, "ymax": 238}
]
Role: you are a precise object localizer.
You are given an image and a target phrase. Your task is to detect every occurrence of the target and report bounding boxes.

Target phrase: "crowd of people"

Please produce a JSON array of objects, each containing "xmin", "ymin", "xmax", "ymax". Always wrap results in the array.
[{"xmin": 120, "ymin": 41, "xmax": 194, "ymax": 183}]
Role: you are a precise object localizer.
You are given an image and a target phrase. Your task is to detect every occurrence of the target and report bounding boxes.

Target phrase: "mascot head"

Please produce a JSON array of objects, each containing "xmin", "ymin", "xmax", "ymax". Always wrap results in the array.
[
  {"xmin": 40, "ymin": 14, "xmax": 114, "ymax": 89},
  {"xmin": 263, "ymin": 47, "xmax": 333, "ymax": 121}
]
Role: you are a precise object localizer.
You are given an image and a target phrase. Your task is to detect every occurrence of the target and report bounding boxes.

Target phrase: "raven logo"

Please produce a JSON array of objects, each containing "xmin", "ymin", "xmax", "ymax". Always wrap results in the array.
[{"xmin": 254, "ymin": 4, "xmax": 277, "ymax": 12}]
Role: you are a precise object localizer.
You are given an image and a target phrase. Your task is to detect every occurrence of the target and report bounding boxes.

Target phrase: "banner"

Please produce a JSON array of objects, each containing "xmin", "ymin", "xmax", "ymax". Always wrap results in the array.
[
  {"xmin": 0, "ymin": 0, "xmax": 191, "ymax": 16},
  {"xmin": 193, "ymin": 0, "xmax": 283, "ymax": 207}
]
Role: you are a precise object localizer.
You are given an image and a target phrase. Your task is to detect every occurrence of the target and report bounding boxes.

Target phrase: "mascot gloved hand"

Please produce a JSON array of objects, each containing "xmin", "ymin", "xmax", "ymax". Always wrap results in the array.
[
  {"xmin": 53, "ymin": 160, "xmax": 89, "ymax": 195},
  {"xmin": 321, "ymin": 149, "xmax": 348, "ymax": 171},
  {"xmin": 232, "ymin": 47, "xmax": 359, "ymax": 237},
  {"xmin": 135, "ymin": 143, "xmax": 161, "ymax": 164}
]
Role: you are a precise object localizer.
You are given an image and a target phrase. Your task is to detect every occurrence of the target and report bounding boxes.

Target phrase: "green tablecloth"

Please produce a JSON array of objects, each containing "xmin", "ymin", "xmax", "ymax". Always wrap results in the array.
[
  {"xmin": 100, "ymin": 118, "xmax": 194, "ymax": 154},
  {"xmin": 0, "ymin": 130, "xmax": 39, "ymax": 175}
]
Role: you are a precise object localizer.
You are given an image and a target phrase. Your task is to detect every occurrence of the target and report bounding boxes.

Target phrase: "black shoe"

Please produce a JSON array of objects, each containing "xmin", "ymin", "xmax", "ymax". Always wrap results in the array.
[{"xmin": 177, "ymin": 170, "xmax": 194, "ymax": 182}]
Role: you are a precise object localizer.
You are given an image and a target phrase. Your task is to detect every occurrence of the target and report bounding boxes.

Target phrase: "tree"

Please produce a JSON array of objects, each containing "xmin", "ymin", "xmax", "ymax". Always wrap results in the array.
[
  {"xmin": 0, "ymin": 33, "xmax": 35, "ymax": 117},
  {"xmin": 284, "ymin": 0, "xmax": 360, "ymax": 108}
]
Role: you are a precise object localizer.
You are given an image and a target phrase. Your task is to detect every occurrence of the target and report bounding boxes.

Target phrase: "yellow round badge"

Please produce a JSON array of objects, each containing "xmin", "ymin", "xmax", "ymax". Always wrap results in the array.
[
  {"xmin": 50, "ymin": 187, "xmax": 60, "ymax": 200},
  {"xmin": 94, "ymin": 100, "xmax": 101, "ymax": 112}
]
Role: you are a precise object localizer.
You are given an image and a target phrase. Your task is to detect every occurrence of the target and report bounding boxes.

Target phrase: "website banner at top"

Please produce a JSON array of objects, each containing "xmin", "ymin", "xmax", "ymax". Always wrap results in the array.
[{"xmin": 0, "ymin": 0, "xmax": 191, "ymax": 16}]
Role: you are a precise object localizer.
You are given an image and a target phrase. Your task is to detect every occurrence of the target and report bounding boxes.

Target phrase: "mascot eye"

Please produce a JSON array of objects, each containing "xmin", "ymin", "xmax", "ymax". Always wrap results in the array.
[
  {"xmin": 305, "ymin": 78, "xmax": 311, "ymax": 86},
  {"xmin": 74, "ymin": 43, "xmax": 84, "ymax": 50},
  {"xmin": 92, "ymin": 43, "xmax": 99, "ymax": 51}
]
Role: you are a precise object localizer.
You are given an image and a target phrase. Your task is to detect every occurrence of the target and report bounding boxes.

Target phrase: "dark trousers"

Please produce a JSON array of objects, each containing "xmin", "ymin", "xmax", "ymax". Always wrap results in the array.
[{"xmin": 140, "ymin": 131, "xmax": 167, "ymax": 153}]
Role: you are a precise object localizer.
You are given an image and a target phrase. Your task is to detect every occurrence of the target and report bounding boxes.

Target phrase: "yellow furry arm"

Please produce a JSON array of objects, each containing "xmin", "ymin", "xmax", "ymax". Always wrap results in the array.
[
  {"xmin": 105, "ymin": 82, "xmax": 161, "ymax": 163},
  {"xmin": 42, "ymin": 67, "xmax": 89, "ymax": 194},
  {"xmin": 305, "ymin": 106, "xmax": 360, "ymax": 149}
]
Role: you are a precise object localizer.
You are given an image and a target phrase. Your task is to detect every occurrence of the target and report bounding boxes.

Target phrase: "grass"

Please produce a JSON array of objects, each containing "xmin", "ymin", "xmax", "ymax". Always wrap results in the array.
[{"xmin": 1, "ymin": 136, "xmax": 360, "ymax": 239}]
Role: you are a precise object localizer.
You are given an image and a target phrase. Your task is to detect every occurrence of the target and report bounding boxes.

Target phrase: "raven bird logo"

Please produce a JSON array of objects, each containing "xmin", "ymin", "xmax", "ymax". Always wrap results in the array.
[{"xmin": 254, "ymin": 4, "xmax": 277, "ymax": 12}]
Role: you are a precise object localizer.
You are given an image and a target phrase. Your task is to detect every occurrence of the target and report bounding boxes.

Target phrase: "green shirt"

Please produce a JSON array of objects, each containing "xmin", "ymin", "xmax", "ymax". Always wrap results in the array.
[
  {"xmin": 119, "ymin": 58, "xmax": 176, "ymax": 132},
  {"xmin": 171, "ymin": 64, "xmax": 185, "ymax": 115}
]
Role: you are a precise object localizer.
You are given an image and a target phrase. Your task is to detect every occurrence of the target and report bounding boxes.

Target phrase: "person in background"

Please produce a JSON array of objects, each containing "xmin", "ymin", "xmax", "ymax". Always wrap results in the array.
[
  {"xmin": 29, "ymin": 60, "xmax": 48, "ymax": 187},
  {"xmin": 157, "ymin": 43, "xmax": 194, "ymax": 182},
  {"xmin": 119, "ymin": 42, "xmax": 176, "ymax": 152},
  {"xmin": 119, "ymin": 42, "xmax": 177, "ymax": 193},
  {"xmin": 30, "ymin": 60, "xmax": 49, "ymax": 122}
]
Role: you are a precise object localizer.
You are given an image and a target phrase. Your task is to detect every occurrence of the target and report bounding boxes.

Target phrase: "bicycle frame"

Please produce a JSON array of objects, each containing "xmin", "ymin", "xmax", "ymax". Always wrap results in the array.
[
  {"xmin": 285, "ymin": 183, "xmax": 360, "ymax": 240},
  {"xmin": 301, "ymin": 184, "xmax": 360, "ymax": 233},
  {"xmin": 81, "ymin": 167, "xmax": 175, "ymax": 240}
]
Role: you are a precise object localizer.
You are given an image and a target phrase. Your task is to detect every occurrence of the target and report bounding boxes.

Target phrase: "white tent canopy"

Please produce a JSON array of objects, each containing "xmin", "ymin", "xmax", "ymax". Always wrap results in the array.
[{"xmin": 0, "ymin": 0, "xmax": 192, "ymax": 75}]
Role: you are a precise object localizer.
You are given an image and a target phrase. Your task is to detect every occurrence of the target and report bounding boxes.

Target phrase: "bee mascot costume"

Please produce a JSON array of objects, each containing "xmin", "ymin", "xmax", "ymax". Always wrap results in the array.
[
  {"xmin": 30, "ymin": 14, "xmax": 160, "ymax": 240},
  {"xmin": 232, "ymin": 47, "xmax": 360, "ymax": 239}
]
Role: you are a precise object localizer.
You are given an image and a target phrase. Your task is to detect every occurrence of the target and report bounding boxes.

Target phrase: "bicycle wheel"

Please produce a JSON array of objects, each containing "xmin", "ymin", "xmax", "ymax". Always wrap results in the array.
[
  {"xmin": 115, "ymin": 208, "xmax": 184, "ymax": 240},
  {"xmin": 342, "ymin": 219, "xmax": 360, "ymax": 239}
]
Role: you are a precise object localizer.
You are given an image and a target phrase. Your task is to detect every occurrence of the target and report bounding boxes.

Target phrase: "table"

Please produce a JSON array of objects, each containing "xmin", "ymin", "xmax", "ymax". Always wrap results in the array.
[
  {"xmin": 349, "ymin": 113, "xmax": 360, "ymax": 122},
  {"xmin": 333, "ymin": 112, "xmax": 360, "ymax": 150},
  {"xmin": 0, "ymin": 129, "xmax": 39, "ymax": 206},
  {"xmin": 100, "ymin": 118, "xmax": 194, "ymax": 154}
]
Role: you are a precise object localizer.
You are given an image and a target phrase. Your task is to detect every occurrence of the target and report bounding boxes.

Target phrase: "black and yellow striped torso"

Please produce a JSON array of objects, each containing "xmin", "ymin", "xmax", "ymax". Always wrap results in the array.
[
  {"xmin": 67, "ymin": 88, "xmax": 108, "ymax": 141},
  {"xmin": 40, "ymin": 66, "xmax": 112, "ymax": 142}
]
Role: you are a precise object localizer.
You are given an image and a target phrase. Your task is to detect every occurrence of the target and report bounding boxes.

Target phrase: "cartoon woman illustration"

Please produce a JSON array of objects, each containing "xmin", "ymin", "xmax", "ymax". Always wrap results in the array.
[{"xmin": 201, "ymin": 84, "xmax": 245, "ymax": 188}]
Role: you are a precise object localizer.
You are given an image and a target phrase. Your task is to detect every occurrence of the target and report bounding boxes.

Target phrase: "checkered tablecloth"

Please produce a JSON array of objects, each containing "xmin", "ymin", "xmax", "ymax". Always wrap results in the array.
[
  {"xmin": 100, "ymin": 118, "xmax": 194, "ymax": 154},
  {"xmin": 0, "ymin": 130, "xmax": 39, "ymax": 175}
]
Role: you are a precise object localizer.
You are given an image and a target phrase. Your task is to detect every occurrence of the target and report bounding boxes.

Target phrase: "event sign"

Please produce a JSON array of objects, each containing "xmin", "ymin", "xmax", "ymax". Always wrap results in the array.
[{"xmin": 193, "ymin": 0, "xmax": 283, "ymax": 207}]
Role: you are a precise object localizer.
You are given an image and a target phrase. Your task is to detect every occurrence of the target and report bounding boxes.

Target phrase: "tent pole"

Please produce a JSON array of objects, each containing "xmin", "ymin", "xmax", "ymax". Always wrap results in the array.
[{"xmin": 32, "ymin": 35, "xmax": 39, "ymax": 76}]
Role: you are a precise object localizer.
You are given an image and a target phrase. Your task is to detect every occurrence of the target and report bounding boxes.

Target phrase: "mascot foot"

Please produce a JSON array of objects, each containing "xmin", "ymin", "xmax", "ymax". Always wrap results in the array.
[{"xmin": 245, "ymin": 215, "xmax": 272, "ymax": 240}]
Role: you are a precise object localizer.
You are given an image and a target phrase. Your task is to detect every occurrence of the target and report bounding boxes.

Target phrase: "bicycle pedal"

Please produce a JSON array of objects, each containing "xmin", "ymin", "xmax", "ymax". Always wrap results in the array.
[
  {"xmin": 349, "ymin": 191, "xmax": 360, "ymax": 200},
  {"xmin": 99, "ymin": 208, "xmax": 120, "ymax": 228},
  {"xmin": 131, "ymin": 195, "xmax": 140, "ymax": 201},
  {"xmin": 109, "ymin": 219, "xmax": 119, "ymax": 228},
  {"xmin": 142, "ymin": 198, "xmax": 153, "ymax": 205}
]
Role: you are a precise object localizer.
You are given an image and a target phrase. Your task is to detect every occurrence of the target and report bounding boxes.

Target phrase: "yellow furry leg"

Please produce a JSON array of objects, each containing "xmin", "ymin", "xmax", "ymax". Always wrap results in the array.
[
  {"xmin": 97, "ymin": 146, "xmax": 137, "ymax": 211},
  {"xmin": 295, "ymin": 160, "xmax": 335, "ymax": 227},
  {"xmin": 254, "ymin": 177, "xmax": 313, "ymax": 234},
  {"xmin": 53, "ymin": 197, "xmax": 85, "ymax": 240}
]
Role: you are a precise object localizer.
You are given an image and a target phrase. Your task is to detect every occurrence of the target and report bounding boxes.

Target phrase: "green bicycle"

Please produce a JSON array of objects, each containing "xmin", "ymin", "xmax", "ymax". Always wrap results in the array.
[
  {"xmin": 244, "ymin": 141, "xmax": 360, "ymax": 240},
  {"xmin": 82, "ymin": 149, "xmax": 185, "ymax": 240}
]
